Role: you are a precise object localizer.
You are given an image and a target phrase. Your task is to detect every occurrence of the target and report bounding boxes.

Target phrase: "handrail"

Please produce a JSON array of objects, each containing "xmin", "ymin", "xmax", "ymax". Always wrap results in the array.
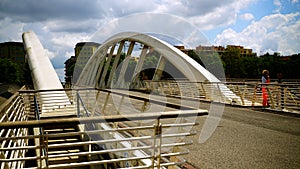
[
  {"xmin": 0, "ymin": 122, "xmax": 197, "ymax": 142},
  {"xmin": 76, "ymin": 91, "xmax": 91, "ymax": 117},
  {"xmin": 33, "ymin": 95, "xmax": 40, "ymax": 120},
  {"xmin": 1, "ymin": 101, "xmax": 206, "ymax": 169},
  {"xmin": 16, "ymin": 81, "xmax": 300, "ymax": 116},
  {"xmin": 138, "ymin": 80, "xmax": 300, "ymax": 112},
  {"xmin": 18, "ymin": 81, "xmax": 300, "ymax": 114},
  {"xmin": 1, "ymin": 87, "xmax": 210, "ymax": 168},
  {"xmin": 0, "ymin": 110, "xmax": 207, "ymax": 129}
]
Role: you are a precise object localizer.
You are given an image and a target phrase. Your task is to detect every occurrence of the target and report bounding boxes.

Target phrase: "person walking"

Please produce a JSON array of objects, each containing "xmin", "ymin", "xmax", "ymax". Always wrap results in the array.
[{"xmin": 261, "ymin": 70, "xmax": 270, "ymax": 106}]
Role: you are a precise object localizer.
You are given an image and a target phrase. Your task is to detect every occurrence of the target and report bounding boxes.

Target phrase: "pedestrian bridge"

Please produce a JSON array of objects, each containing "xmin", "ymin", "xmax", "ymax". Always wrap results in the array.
[{"xmin": 0, "ymin": 31, "xmax": 299, "ymax": 169}]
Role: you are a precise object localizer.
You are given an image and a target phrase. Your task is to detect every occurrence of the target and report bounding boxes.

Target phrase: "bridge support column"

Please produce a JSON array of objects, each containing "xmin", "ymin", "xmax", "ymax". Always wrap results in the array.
[
  {"xmin": 99, "ymin": 45, "xmax": 116, "ymax": 87},
  {"xmin": 107, "ymin": 41, "xmax": 125, "ymax": 87},
  {"xmin": 22, "ymin": 31, "xmax": 71, "ymax": 112},
  {"xmin": 131, "ymin": 45, "xmax": 149, "ymax": 88},
  {"xmin": 153, "ymin": 56, "xmax": 166, "ymax": 81},
  {"xmin": 116, "ymin": 41, "xmax": 135, "ymax": 87}
]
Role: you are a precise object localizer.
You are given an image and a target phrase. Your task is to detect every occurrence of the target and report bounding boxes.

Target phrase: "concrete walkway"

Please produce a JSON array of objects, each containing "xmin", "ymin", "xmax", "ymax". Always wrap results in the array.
[{"xmin": 183, "ymin": 101, "xmax": 300, "ymax": 169}]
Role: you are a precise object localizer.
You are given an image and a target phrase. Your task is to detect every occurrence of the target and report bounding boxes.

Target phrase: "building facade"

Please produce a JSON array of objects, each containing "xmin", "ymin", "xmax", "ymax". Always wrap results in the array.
[
  {"xmin": 0, "ymin": 42, "xmax": 25, "ymax": 65},
  {"xmin": 196, "ymin": 45, "xmax": 256, "ymax": 57},
  {"xmin": 196, "ymin": 45, "xmax": 225, "ymax": 52},
  {"xmin": 64, "ymin": 42, "xmax": 100, "ymax": 86},
  {"xmin": 75, "ymin": 42, "xmax": 101, "ymax": 66},
  {"xmin": 226, "ymin": 45, "xmax": 256, "ymax": 57}
]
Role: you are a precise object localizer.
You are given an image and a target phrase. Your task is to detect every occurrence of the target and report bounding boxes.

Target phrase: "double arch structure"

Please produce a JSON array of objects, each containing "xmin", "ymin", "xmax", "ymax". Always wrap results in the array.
[{"xmin": 75, "ymin": 32, "xmax": 241, "ymax": 105}]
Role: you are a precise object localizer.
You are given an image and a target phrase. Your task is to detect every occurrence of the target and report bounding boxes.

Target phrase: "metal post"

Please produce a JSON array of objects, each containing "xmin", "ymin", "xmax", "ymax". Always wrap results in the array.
[
  {"xmin": 158, "ymin": 82, "xmax": 163, "ymax": 94},
  {"xmin": 267, "ymin": 87, "xmax": 275, "ymax": 109},
  {"xmin": 252, "ymin": 83, "xmax": 258, "ymax": 106},
  {"xmin": 142, "ymin": 99, "xmax": 149, "ymax": 112},
  {"xmin": 280, "ymin": 85, "xmax": 284, "ymax": 110},
  {"xmin": 45, "ymin": 131, "xmax": 49, "ymax": 167},
  {"xmin": 76, "ymin": 91, "xmax": 80, "ymax": 117},
  {"xmin": 39, "ymin": 132, "xmax": 43, "ymax": 168},
  {"xmin": 152, "ymin": 119, "xmax": 162, "ymax": 168},
  {"xmin": 200, "ymin": 82, "xmax": 207, "ymax": 100},
  {"xmin": 101, "ymin": 92, "xmax": 110, "ymax": 115},
  {"xmin": 236, "ymin": 85, "xmax": 245, "ymax": 105}
]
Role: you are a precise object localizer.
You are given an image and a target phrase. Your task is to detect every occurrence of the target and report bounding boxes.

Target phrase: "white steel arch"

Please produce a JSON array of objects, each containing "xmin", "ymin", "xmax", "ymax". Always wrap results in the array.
[{"xmin": 76, "ymin": 32, "xmax": 241, "ymax": 104}]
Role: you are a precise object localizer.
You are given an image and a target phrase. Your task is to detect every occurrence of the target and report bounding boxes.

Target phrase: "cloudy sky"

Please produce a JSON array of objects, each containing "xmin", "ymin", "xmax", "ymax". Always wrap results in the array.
[{"xmin": 0, "ymin": 0, "xmax": 299, "ymax": 81}]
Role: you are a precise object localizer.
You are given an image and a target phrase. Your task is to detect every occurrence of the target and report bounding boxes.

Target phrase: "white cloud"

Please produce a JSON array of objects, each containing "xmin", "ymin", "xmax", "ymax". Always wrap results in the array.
[
  {"xmin": 54, "ymin": 68, "xmax": 66, "ymax": 82},
  {"xmin": 239, "ymin": 13, "xmax": 254, "ymax": 21},
  {"xmin": 273, "ymin": 0, "xmax": 282, "ymax": 13},
  {"xmin": 90, "ymin": 13, "xmax": 209, "ymax": 48},
  {"xmin": 0, "ymin": 17, "xmax": 24, "ymax": 41},
  {"xmin": 1, "ymin": 0, "xmax": 298, "ymax": 77},
  {"xmin": 44, "ymin": 49, "xmax": 56, "ymax": 59},
  {"xmin": 187, "ymin": 0, "xmax": 255, "ymax": 30},
  {"xmin": 65, "ymin": 51, "xmax": 74, "ymax": 58},
  {"xmin": 51, "ymin": 33, "xmax": 90, "ymax": 49},
  {"xmin": 0, "ymin": 0, "xmax": 257, "ymax": 42},
  {"xmin": 215, "ymin": 12, "xmax": 300, "ymax": 55},
  {"xmin": 274, "ymin": 0, "xmax": 282, "ymax": 6}
]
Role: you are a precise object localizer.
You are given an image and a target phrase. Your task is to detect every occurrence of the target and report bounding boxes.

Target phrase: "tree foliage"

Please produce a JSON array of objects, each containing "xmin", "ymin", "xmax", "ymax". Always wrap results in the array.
[
  {"xmin": 187, "ymin": 50, "xmax": 300, "ymax": 80},
  {"xmin": 0, "ymin": 58, "xmax": 22, "ymax": 83}
]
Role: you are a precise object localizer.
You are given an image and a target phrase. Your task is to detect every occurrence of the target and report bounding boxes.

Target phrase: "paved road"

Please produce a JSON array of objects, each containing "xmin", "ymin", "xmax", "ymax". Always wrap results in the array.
[{"xmin": 183, "ymin": 102, "xmax": 300, "ymax": 169}]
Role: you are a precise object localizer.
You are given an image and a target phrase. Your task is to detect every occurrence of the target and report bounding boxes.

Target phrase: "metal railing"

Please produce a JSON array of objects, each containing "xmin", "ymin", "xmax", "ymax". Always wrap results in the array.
[
  {"xmin": 141, "ymin": 80, "xmax": 300, "ymax": 112},
  {"xmin": 0, "ymin": 87, "xmax": 28, "ymax": 169},
  {"xmin": 0, "ymin": 111, "xmax": 206, "ymax": 169},
  {"xmin": 0, "ymin": 88, "xmax": 208, "ymax": 169},
  {"xmin": 3, "ymin": 80, "xmax": 298, "ymax": 169}
]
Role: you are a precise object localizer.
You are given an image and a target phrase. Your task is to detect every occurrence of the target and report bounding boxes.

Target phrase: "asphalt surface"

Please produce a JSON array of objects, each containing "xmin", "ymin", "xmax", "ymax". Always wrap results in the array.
[{"xmin": 183, "ymin": 102, "xmax": 300, "ymax": 169}]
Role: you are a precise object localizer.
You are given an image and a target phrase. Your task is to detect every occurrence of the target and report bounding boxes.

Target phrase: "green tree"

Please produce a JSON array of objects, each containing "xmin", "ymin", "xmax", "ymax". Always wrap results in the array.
[
  {"xmin": 285, "ymin": 54, "xmax": 300, "ymax": 79},
  {"xmin": 0, "ymin": 58, "xmax": 22, "ymax": 84},
  {"xmin": 190, "ymin": 50, "xmax": 225, "ymax": 79},
  {"xmin": 221, "ymin": 47, "xmax": 241, "ymax": 78},
  {"xmin": 240, "ymin": 57, "xmax": 260, "ymax": 78},
  {"xmin": 258, "ymin": 52, "xmax": 285, "ymax": 79}
]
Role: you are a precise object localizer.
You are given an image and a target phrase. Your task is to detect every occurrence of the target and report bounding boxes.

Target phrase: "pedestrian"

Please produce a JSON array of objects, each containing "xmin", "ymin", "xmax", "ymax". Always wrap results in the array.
[{"xmin": 261, "ymin": 70, "xmax": 270, "ymax": 106}]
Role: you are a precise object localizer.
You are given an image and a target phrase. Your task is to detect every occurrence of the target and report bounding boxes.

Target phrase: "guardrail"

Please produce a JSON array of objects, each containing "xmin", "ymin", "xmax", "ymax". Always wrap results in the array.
[
  {"xmin": 141, "ymin": 80, "xmax": 300, "ymax": 112},
  {"xmin": 0, "ymin": 87, "xmax": 28, "ymax": 169},
  {"xmin": 0, "ymin": 111, "xmax": 207, "ymax": 169},
  {"xmin": 1, "ymin": 88, "xmax": 208, "ymax": 169}
]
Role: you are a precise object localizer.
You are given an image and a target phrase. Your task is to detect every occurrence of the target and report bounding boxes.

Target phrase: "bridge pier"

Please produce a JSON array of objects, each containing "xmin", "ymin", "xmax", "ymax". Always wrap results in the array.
[{"xmin": 22, "ymin": 31, "xmax": 71, "ymax": 112}]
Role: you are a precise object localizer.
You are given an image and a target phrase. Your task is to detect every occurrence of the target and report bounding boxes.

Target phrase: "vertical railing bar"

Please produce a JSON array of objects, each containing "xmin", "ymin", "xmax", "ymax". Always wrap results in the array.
[
  {"xmin": 117, "ymin": 95, "xmax": 125, "ymax": 115},
  {"xmin": 235, "ymin": 85, "xmax": 243, "ymax": 105},
  {"xmin": 156, "ymin": 119, "xmax": 162, "ymax": 168},
  {"xmin": 267, "ymin": 86, "xmax": 275, "ymax": 109},
  {"xmin": 11, "ymin": 127, "xmax": 24, "ymax": 168},
  {"xmin": 0, "ymin": 95, "xmax": 20, "ymax": 122},
  {"xmin": 252, "ymin": 83, "xmax": 258, "ymax": 106},
  {"xmin": 151, "ymin": 123, "xmax": 156, "ymax": 168},
  {"xmin": 76, "ymin": 91, "xmax": 80, "ymax": 117},
  {"xmin": 242, "ymin": 84, "xmax": 247, "ymax": 105},
  {"xmin": 45, "ymin": 131, "xmax": 49, "ymax": 168},
  {"xmin": 39, "ymin": 131, "xmax": 43, "ymax": 168},
  {"xmin": 77, "ymin": 91, "xmax": 91, "ymax": 117},
  {"xmin": 101, "ymin": 92, "xmax": 111, "ymax": 115}
]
